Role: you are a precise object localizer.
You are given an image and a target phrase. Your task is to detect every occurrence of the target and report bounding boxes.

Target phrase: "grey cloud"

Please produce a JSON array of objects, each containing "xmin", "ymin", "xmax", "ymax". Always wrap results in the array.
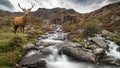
[
  {"xmin": 0, "ymin": 0, "xmax": 13, "ymax": 10},
  {"xmin": 108, "ymin": 0, "xmax": 120, "ymax": 3},
  {"xmin": 71, "ymin": 0, "xmax": 105, "ymax": 5}
]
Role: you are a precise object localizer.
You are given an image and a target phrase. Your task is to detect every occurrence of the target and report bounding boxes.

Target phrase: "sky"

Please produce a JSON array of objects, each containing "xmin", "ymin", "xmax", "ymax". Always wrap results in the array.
[{"xmin": 0, "ymin": 0, "xmax": 120, "ymax": 13}]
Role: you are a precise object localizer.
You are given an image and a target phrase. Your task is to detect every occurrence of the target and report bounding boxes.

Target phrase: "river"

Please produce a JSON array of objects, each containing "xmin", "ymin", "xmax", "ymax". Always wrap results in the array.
[{"xmin": 21, "ymin": 24, "xmax": 120, "ymax": 68}]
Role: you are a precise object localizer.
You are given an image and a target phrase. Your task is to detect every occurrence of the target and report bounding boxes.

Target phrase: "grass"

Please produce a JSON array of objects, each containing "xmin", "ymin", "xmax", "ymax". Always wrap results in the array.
[
  {"xmin": 0, "ymin": 25, "xmax": 29, "ymax": 67},
  {"xmin": 0, "ymin": 16, "xmax": 52, "ymax": 67},
  {"xmin": 0, "ymin": 26, "xmax": 28, "ymax": 67}
]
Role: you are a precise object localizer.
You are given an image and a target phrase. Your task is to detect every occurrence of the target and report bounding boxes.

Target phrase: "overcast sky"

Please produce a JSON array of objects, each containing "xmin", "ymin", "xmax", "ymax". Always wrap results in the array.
[{"xmin": 0, "ymin": 0, "xmax": 120, "ymax": 13}]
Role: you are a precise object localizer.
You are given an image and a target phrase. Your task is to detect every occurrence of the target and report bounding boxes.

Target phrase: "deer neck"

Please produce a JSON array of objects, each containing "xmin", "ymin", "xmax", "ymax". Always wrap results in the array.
[{"xmin": 22, "ymin": 14, "xmax": 28, "ymax": 23}]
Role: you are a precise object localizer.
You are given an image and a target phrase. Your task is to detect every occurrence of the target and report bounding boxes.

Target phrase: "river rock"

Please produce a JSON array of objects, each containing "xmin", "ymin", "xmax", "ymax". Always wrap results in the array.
[
  {"xmin": 36, "ymin": 40, "xmax": 52, "ymax": 47},
  {"xmin": 101, "ymin": 30, "xmax": 109, "ymax": 36},
  {"xmin": 92, "ymin": 37, "xmax": 107, "ymax": 49},
  {"xmin": 62, "ymin": 46, "xmax": 96, "ymax": 62},
  {"xmin": 23, "ymin": 43, "xmax": 38, "ymax": 50},
  {"xmin": 101, "ymin": 59, "xmax": 120, "ymax": 66},
  {"xmin": 20, "ymin": 53, "xmax": 46, "ymax": 68},
  {"xmin": 35, "ymin": 40, "xmax": 42, "ymax": 46},
  {"xmin": 40, "ymin": 48, "xmax": 51, "ymax": 55},
  {"xmin": 116, "ymin": 47, "xmax": 120, "ymax": 52},
  {"xmin": 93, "ymin": 48, "xmax": 104, "ymax": 55},
  {"xmin": 63, "ymin": 42, "xmax": 83, "ymax": 48},
  {"xmin": 41, "ymin": 35, "xmax": 48, "ymax": 39},
  {"xmin": 41, "ymin": 42, "xmax": 51, "ymax": 47},
  {"xmin": 62, "ymin": 42, "xmax": 96, "ymax": 62}
]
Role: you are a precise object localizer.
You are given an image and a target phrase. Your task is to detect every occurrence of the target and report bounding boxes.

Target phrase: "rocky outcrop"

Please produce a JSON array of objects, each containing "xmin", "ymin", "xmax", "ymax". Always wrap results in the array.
[
  {"xmin": 51, "ymin": 18, "xmax": 62, "ymax": 24},
  {"xmin": 51, "ymin": 14, "xmax": 79, "ymax": 24},
  {"xmin": 63, "ymin": 15, "xmax": 78, "ymax": 23}
]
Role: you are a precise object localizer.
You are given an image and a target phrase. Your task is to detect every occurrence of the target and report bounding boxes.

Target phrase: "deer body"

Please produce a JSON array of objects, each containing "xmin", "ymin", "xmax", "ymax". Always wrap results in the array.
[{"xmin": 13, "ymin": 3, "xmax": 34, "ymax": 33}]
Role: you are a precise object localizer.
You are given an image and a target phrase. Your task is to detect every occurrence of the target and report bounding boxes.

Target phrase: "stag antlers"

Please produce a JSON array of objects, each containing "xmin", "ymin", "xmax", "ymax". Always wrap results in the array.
[
  {"xmin": 29, "ymin": 3, "xmax": 35, "ymax": 10},
  {"xmin": 18, "ymin": 3, "xmax": 35, "ymax": 11}
]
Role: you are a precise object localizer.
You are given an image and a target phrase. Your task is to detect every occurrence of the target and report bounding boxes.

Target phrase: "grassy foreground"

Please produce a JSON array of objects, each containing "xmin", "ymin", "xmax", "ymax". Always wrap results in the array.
[
  {"xmin": 0, "ymin": 25, "xmax": 28, "ymax": 68},
  {"xmin": 0, "ymin": 19, "xmax": 52, "ymax": 68}
]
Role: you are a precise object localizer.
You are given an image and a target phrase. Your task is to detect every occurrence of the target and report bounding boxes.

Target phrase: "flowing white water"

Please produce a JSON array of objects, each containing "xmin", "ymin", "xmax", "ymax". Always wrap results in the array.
[
  {"xmin": 106, "ymin": 40, "xmax": 120, "ymax": 59},
  {"xmin": 96, "ymin": 34, "xmax": 120, "ymax": 60},
  {"xmin": 25, "ymin": 26, "xmax": 120, "ymax": 68},
  {"xmin": 43, "ymin": 46, "xmax": 119, "ymax": 68},
  {"xmin": 41, "ymin": 31, "xmax": 120, "ymax": 68},
  {"xmin": 26, "ymin": 50, "xmax": 39, "ymax": 57}
]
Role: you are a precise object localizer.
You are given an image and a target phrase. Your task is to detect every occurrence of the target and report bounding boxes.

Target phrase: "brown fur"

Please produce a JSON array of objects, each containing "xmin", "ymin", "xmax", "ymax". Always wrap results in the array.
[{"xmin": 13, "ymin": 3, "xmax": 34, "ymax": 33}]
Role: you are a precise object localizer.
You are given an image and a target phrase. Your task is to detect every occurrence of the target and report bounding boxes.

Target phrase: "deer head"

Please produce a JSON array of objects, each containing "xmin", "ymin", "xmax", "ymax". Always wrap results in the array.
[{"xmin": 18, "ymin": 3, "xmax": 35, "ymax": 16}]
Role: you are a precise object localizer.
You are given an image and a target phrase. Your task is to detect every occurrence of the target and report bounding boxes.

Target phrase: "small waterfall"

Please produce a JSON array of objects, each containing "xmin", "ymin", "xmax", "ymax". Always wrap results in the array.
[
  {"xmin": 44, "ymin": 46, "xmax": 95, "ymax": 68},
  {"xmin": 96, "ymin": 34, "xmax": 120, "ymax": 60},
  {"xmin": 106, "ymin": 40, "xmax": 120, "ymax": 59}
]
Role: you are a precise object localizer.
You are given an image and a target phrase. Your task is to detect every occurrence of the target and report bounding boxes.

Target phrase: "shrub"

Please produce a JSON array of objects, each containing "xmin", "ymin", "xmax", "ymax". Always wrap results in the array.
[{"xmin": 83, "ymin": 21, "xmax": 100, "ymax": 37}]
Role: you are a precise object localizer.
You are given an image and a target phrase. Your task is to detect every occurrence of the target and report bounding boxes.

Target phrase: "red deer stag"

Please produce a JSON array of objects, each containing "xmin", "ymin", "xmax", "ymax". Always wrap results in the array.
[{"xmin": 13, "ymin": 3, "xmax": 35, "ymax": 33}]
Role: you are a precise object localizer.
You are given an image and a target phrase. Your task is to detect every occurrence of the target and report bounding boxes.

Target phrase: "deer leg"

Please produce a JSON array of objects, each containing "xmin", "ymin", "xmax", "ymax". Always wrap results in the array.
[
  {"xmin": 23, "ymin": 26, "xmax": 24, "ymax": 33},
  {"xmin": 14, "ymin": 25, "xmax": 19, "ymax": 34},
  {"xmin": 21, "ymin": 26, "xmax": 25, "ymax": 33},
  {"xmin": 20, "ymin": 26, "xmax": 23, "ymax": 33}
]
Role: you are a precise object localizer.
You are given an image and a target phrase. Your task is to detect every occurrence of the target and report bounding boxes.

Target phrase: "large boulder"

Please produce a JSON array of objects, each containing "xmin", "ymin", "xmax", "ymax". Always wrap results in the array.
[
  {"xmin": 62, "ymin": 46, "xmax": 96, "ymax": 62},
  {"xmin": 92, "ymin": 37, "xmax": 107, "ymax": 49},
  {"xmin": 61, "ymin": 42, "xmax": 96, "ymax": 62},
  {"xmin": 19, "ymin": 53, "xmax": 46, "ymax": 68}
]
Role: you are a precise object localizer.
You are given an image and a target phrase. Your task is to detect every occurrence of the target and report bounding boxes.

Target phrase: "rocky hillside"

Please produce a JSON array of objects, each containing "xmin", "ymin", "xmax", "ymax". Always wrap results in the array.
[
  {"xmin": 81, "ymin": 2, "xmax": 120, "ymax": 32},
  {"xmin": 0, "ymin": 2, "xmax": 119, "ymax": 32}
]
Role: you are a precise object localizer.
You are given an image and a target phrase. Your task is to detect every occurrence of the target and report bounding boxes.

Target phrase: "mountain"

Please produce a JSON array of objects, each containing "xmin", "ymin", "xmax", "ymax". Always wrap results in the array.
[{"xmin": 31, "ymin": 8, "xmax": 79, "ymax": 19}]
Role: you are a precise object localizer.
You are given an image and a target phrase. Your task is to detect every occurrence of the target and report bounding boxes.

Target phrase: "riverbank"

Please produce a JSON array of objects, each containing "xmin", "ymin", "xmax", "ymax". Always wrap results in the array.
[{"xmin": 19, "ymin": 24, "xmax": 120, "ymax": 68}]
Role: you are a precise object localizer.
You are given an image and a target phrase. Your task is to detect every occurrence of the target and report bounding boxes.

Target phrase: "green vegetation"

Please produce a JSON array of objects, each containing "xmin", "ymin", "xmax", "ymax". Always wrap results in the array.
[
  {"xmin": 111, "ymin": 35, "xmax": 120, "ymax": 45},
  {"xmin": 113, "ymin": 37, "xmax": 120, "ymax": 45},
  {"xmin": 63, "ymin": 21, "xmax": 79, "ymax": 32},
  {"xmin": 0, "ymin": 14, "xmax": 52, "ymax": 68},
  {"xmin": 0, "ymin": 28, "xmax": 28, "ymax": 68},
  {"xmin": 83, "ymin": 20, "xmax": 100, "ymax": 37}
]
